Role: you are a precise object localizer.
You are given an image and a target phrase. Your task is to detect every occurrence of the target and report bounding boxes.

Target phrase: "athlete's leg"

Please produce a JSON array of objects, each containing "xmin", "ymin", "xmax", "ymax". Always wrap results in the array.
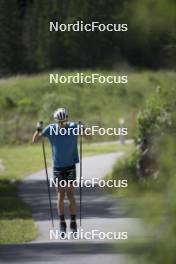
[
  {"xmin": 66, "ymin": 184, "xmax": 77, "ymax": 232},
  {"xmin": 57, "ymin": 186, "xmax": 67, "ymax": 234},
  {"xmin": 57, "ymin": 186, "xmax": 65, "ymax": 215},
  {"xmin": 66, "ymin": 184, "xmax": 76, "ymax": 215}
]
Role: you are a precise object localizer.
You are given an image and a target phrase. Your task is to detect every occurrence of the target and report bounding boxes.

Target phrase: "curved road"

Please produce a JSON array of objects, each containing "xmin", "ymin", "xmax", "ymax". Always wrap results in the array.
[{"xmin": 0, "ymin": 152, "xmax": 145, "ymax": 264}]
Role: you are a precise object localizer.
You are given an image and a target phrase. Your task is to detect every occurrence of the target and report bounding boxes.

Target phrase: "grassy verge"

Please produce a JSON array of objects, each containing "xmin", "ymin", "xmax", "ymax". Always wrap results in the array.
[
  {"xmin": 0, "ymin": 180, "xmax": 37, "ymax": 243},
  {"xmin": 1, "ymin": 70, "xmax": 175, "ymax": 144},
  {"xmin": 0, "ymin": 144, "xmax": 43, "ymax": 243},
  {"xmin": 0, "ymin": 141, "xmax": 131, "ymax": 243}
]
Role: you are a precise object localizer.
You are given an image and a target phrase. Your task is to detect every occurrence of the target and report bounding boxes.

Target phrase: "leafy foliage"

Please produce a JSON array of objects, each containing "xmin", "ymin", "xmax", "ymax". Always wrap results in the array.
[{"xmin": 110, "ymin": 85, "xmax": 176, "ymax": 263}]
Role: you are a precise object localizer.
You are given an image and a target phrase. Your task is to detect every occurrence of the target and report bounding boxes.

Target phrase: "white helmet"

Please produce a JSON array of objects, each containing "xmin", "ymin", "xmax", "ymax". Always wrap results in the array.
[{"xmin": 53, "ymin": 108, "xmax": 68, "ymax": 122}]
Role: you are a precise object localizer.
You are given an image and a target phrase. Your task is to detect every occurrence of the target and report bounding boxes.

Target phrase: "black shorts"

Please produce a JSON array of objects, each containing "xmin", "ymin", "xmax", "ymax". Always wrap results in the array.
[{"xmin": 53, "ymin": 165, "xmax": 76, "ymax": 187}]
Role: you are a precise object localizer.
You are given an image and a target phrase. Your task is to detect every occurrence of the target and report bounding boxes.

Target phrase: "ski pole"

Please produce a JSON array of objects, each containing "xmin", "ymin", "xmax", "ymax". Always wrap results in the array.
[
  {"xmin": 39, "ymin": 122, "xmax": 54, "ymax": 228},
  {"xmin": 79, "ymin": 121, "xmax": 83, "ymax": 226}
]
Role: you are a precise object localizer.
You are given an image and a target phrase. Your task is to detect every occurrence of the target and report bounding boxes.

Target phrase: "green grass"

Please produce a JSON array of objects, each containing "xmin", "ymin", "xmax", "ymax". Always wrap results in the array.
[
  {"xmin": 0, "ymin": 144, "xmax": 40, "ymax": 243},
  {"xmin": 0, "ymin": 179, "xmax": 38, "ymax": 244},
  {"xmin": 0, "ymin": 141, "xmax": 131, "ymax": 243},
  {"xmin": 0, "ymin": 141, "xmax": 132, "ymax": 181},
  {"xmin": 1, "ymin": 70, "xmax": 175, "ymax": 144},
  {"xmin": 0, "ymin": 180, "xmax": 37, "ymax": 243},
  {"xmin": 83, "ymin": 141, "xmax": 133, "ymax": 157},
  {"xmin": 0, "ymin": 219, "xmax": 37, "ymax": 244}
]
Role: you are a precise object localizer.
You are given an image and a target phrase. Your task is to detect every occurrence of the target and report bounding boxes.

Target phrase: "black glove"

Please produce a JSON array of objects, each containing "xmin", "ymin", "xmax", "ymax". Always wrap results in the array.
[
  {"xmin": 78, "ymin": 121, "xmax": 86, "ymax": 136},
  {"xmin": 36, "ymin": 121, "xmax": 43, "ymax": 132},
  {"xmin": 78, "ymin": 121, "xmax": 85, "ymax": 129}
]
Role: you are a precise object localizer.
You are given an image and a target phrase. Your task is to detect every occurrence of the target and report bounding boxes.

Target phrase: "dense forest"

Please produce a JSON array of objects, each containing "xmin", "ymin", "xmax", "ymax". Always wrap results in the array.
[{"xmin": 0, "ymin": 0, "xmax": 176, "ymax": 76}]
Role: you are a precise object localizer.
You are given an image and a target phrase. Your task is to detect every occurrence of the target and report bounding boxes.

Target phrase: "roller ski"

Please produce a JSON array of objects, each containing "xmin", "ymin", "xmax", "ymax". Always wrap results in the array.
[
  {"xmin": 70, "ymin": 215, "xmax": 78, "ymax": 239},
  {"xmin": 60, "ymin": 218, "xmax": 67, "ymax": 239}
]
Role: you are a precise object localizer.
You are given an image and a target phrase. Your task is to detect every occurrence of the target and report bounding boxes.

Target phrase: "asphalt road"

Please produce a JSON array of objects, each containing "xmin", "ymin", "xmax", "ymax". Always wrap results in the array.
[{"xmin": 0, "ymin": 152, "xmax": 146, "ymax": 264}]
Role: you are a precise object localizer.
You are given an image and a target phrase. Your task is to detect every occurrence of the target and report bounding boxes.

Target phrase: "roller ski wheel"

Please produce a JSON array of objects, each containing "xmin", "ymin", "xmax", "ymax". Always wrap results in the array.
[
  {"xmin": 60, "ymin": 221, "xmax": 67, "ymax": 239},
  {"xmin": 70, "ymin": 221, "xmax": 78, "ymax": 239}
]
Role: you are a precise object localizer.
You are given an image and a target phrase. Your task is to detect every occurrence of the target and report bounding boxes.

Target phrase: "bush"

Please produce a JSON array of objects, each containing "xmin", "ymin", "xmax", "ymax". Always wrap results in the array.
[
  {"xmin": 110, "ymin": 149, "xmax": 138, "ymax": 183},
  {"xmin": 109, "ymin": 86, "xmax": 176, "ymax": 263}
]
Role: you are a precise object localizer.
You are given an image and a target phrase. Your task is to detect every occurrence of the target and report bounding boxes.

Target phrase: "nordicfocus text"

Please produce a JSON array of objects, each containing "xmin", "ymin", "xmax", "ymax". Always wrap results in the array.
[
  {"xmin": 49, "ymin": 125, "xmax": 128, "ymax": 136},
  {"xmin": 50, "ymin": 178, "xmax": 128, "ymax": 189},
  {"xmin": 50, "ymin": 21, "xmax": 128, "ymax": 32},
  {"xmin": 49, "ymin": 73, "xmax": 128, "ymax": 84}
]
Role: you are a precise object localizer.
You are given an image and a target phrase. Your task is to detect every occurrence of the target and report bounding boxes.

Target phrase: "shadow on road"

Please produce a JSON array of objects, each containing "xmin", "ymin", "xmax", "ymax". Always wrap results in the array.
[
  {"xmin": 18, "ymin": 179, "xmax": 127, "ymax": 221},
  {"xmin": 0, "ymin": 241, "xmax": 149, "ymax": 263}
]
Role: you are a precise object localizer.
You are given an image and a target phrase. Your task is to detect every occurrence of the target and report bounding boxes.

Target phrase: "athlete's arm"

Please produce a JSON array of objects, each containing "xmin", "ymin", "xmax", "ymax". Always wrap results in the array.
[
  {"xmin": 32, "ymin": 131, "xmax": 42, "ymax": 143},
  {"xmin": 32, "ymin": 121, "xmax": 44, "ymax": 143}
]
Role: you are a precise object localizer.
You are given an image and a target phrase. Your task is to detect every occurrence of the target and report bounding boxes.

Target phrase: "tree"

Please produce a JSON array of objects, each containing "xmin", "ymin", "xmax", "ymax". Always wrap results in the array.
[{"xmin": 0, "ymin": 0, "xmax": 24, "ymax": 75}]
